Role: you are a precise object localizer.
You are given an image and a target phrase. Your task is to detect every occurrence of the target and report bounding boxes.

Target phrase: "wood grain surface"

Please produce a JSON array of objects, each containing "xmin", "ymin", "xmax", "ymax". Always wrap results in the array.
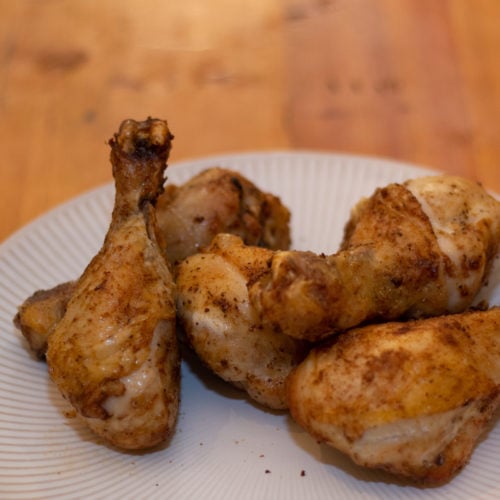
[{"xmin": 0, "ymin": 0, "xmax": 498, "ymax": 243}]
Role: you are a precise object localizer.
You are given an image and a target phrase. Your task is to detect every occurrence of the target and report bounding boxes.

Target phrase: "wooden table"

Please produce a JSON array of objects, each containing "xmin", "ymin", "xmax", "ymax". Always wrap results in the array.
[{"xmin": 0, "ymin": 0, "xmax": 498, "ymax": 243}]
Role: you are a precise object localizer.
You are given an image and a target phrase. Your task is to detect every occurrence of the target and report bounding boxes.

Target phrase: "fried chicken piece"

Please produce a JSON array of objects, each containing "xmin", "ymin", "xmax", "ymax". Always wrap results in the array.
[
  {"xmin": 250, "ymin": 176, "xmax": 500, "ymax": 342},
  {"xmin": 46, "ymin": 118, "xmax": 179, "ymax": 450},
  {"xmin": 14, "ymin": 168, "xmax": 291, "ymax": 358},
  {"xmin": 14, "ymin": 281, "xmax": 75, "ymax": 359},
  {"xmin": 157, "ymin": 166, "xmax": 291, "ymax": 263},
  {"xmin": 287, "ymin": 307, "xmax": 500, "ymax": 484},
  {"xmin": 176, "ymin": 233, "xmax": 309, "ymax": 410}
]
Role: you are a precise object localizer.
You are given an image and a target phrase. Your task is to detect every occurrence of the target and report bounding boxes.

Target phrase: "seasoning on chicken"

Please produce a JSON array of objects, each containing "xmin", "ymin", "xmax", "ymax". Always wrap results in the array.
[
  {"xmin": 249, "ymin": 176, "xmax": 500, "ymax": 342},
  {"xmin": 46, "ymin": 118, "xmax": 179, "ymax": 450},
  {"xmin": 157, "ymin": 166, "xmax": 291, "ymax": 263},
  {"xmin": 287, "ymin": 307, "xmax": 500, "ymax": 484},
  {"xmin": 176, "ymin": 233, "xmax": 309, "ymax": 410}
]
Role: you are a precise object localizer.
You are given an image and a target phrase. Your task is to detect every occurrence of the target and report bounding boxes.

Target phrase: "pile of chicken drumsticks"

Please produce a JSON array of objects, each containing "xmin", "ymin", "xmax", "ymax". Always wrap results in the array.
[{"xmin": 13, "ymin": 118, "xmax": 500, "ymax": 485}]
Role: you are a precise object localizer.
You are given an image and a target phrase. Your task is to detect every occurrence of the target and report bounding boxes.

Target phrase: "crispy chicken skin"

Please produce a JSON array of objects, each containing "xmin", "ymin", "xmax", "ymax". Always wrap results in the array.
[
  {"xmin": 46, "ymin": 118, "xmax": 180, "ymax": 450},
  {"xmin": 250, "ymin": 176, "xmax": 500, "ymax": 342},
  {"xmin": 14, "ymin": 167, "xmax": 291, "ymax": 358},
  {"xmin": 287, "ymin": 307, "xmax": 500, "ymax": 484},
  {"xmin": 157, "ymin": 166, "xmax": 291, "ymax": 263},
  {"xmin": 176, "ymin": 233, "xmax": 309, "ymax": 410}
]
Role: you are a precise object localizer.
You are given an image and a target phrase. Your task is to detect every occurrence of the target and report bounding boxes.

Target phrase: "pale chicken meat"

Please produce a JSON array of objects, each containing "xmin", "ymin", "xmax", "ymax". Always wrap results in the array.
[
  {"xmin": 46, "ymin": 118, "xmax": 179, "ymax": 450},
  {"xmin": 249, "ymin": 176, "xmax": 500, "ymax": 342},
  {"xmin": 287, "ymin": 307, "xmax": 500, "ymax": 484},
  {"xmin": 14, "ymin": 167, "xmax": 291, "ymax": 358},
  {"xmin": 176, "ymin": 233, "xmax": 309, "ymax": 410}
]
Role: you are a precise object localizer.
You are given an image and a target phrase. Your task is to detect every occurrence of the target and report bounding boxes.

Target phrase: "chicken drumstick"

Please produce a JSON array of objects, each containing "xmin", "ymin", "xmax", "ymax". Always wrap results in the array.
[
  {"xmin": 287, "ymin": 307, "xmax": 500, "ymax": 484},
  {"xmin": 176, "ymin": 233, "xmax": 309, "ymax": 410},
  {"xmin": 46, "ymin": 118, "xmax": 179, "ymax": 450},
  {"xmin": 250, "ymin": 176, "xmax": 500, "ymax": 342}
]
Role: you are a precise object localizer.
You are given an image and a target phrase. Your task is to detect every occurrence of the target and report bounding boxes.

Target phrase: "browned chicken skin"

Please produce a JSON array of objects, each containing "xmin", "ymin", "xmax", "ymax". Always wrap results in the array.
[
  {"xmin": 176, "ymin": 233, "xmax": 308, "ymax": 410},
  {"xmin": 158, "ymin": 166, "xmax": 291, "ymax": 262},
  {"xmin": 287, "ymin": 307, "xmax": 500, "ymax": 484},
  {"xmin": 46, "ymin": 118, "xmax": 179, "ymax": 450},
  {"xmin": 14, "ymin": 167, "xmax": 291, "ymax": 358},
  {"xmin": 250, "ymin": 176, "xmax": 500, "ymax": 342}
]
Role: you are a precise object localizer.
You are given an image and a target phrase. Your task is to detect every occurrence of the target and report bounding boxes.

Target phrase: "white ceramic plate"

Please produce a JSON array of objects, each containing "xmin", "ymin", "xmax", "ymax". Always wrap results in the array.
[{"xmin": 0, "ymin": 152, "xmax": 498, "ymax": 499}]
